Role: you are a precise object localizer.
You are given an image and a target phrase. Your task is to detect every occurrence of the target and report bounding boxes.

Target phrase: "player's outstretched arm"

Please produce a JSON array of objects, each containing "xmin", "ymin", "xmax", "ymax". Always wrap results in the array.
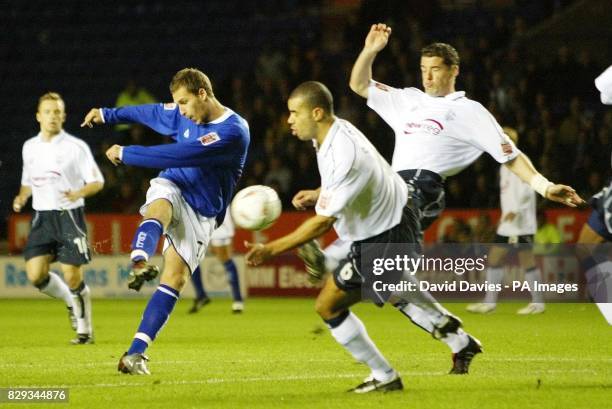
[
  {"xmin": 292, "ymin": 188, "xmax": 321, "ymax": 210},
  {"xmin": 349, "ymin": 23, "xmax": 392, "ymax": 98},
  {"xmin": 81, "ymin": 108, "xmax": 104, "ymax": 128},
  {"xmin": 245, "ymin": 214, "xmax": 336, "ymax": 266},
  {"xmin": 504, "ymin": 153, "xmax": 585, "ymax": 207}
]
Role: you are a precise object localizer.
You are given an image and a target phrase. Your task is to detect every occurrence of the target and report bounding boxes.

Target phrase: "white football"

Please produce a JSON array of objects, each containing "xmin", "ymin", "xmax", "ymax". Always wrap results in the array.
[{"xmin": 230, "ymin": 185, "xmax": 282, "ymax": 231}]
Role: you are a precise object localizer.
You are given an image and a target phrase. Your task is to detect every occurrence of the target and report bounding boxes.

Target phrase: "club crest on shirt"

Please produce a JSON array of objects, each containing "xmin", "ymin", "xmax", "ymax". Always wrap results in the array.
[
  {"xmin": 318, "ymin": 191, "xmax": 331, "ymax": 209},
  {"xmin": 374, "ymin": 82, "xmax": 390, "ymax": 92},
  {"xmin": 501, "ymin": 143, "xmax": 513, "ymax": 155},
  {"xmin": 163, "ymin": 103, "xmax": 177, "ymax": 110},
  {"xmin": 198, "ymin": 132, "xmax": 220, "ymax": 146},
  {"xmin": 183, "ymin": 129, "xmax": 190, "ymax": 138}
]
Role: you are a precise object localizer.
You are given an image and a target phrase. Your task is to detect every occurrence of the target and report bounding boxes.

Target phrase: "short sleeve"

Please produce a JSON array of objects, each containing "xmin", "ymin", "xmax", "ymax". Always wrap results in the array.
[
  {"xmin": 366, "ymin": 80, "xmax": 421, "ymax": 130},
  {"xmin": 315, "ymin": 138, "xmax": 366, "ymax": 218},
  {"xmin": 595, "ymin": 65, "xmax": 612, "ymax": 105},
  {"xmin": 78, "ymin": 143, "xmax": 105, "ymax": 184},
  {"xmin": 467, "ymin": 105, "xmax": 520, "ymax": 164}
]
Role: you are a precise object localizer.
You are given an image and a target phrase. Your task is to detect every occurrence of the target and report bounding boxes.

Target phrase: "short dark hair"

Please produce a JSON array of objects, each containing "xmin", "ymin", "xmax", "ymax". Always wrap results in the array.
[
  {"xmin": 289, "ymin": 81, "xmax": 334, "ymax": 115},
  {"xmin": 421, "ymin": 43, "xmax": 460, "ymax": 67},
  {"xmin": 169, "ymin": 68, "xmax": 214, "ymax": 97},
  {"xmin": 37, "ymin": 92, "xmax": 64, "ymax": 110}
]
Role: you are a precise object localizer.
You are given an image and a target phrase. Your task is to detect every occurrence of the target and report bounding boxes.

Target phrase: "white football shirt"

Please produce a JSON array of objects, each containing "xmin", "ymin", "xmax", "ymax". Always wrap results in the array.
[
  {"xmin": 315, "ymin": 118, "xmax": 408, "ymax": 242},
  {"xmin": 595, "ymin": 65, "xmax": 612, "ymax": 105},
  {"xmin": 496, "ymin": 165, "xmax": 537, "ymax": 236},
  {"xmin": 21, "ymin": 130, "xmax": 104, "ymax": 210},
  {"xmin": 367, "ymin": 81, "xmax": 519, "ymax": 177}
]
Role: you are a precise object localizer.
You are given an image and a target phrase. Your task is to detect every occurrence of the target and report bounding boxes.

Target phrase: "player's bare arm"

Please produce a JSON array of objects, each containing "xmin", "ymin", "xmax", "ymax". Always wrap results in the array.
[
  {"xmin": 503, "ymin": 153, "xmax": 585, "ymax": 207},
  {"xmin": 245, "ymin": 214, "xmax": 335, "ymax": 266},
  {"xmin": 63, "ymin": 181, "xmax": 104, "ymax": 202},
  {"xmin": 80, "ymin": 108, "xmax": 104, "ymax": 128},
  {"xmin": 349, "ymin": 23, "xmax": 392, "ymax": 98},
  {"xmin": 12, "ymin": 185, "xmax": 32, "ymax": 212},
  {"xmin": 292, "ymin": 187, "xmax": 321, "ymax": 210},
  {"xmin": 105, "ymin": 144, "xmax": 123, "ymax": 166}
]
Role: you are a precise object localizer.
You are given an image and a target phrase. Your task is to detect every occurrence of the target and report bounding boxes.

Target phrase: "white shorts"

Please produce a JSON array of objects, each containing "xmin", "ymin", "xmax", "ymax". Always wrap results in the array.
[
  {"xmin": 210, "ymin": 208, "xmax": 235, "ymax": 247},
  {"xmin": 140, "ymin": 178, "xmax": 216, "ymax": 274}
]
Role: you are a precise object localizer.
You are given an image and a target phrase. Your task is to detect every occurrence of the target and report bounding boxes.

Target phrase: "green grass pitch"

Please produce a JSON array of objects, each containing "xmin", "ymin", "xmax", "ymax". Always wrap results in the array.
[{"xmin": 0, "ymin": 298, "xmax": 610, "ymax": 408}]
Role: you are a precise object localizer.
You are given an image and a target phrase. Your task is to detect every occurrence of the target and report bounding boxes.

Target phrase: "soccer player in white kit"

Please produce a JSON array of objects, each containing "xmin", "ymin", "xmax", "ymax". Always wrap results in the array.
[
  {"xmin": 576, "ymin": 65, "xmax": 612, "ymax": 324},
  {"xmin": 13, "ymin": 92, "xmax": 104, "ymax": 344},
  {"xmin": 466, "ymin": 127, "xmax": 546, "ymax": 315},
  {"xmin": 293, "ymin": 23, "xmax": 583, "ymax": 360},
  {"xmin": 188, "ymin": 208, "xmax": 244, "ymax": 313},
  {"xmin": 247, "ymin": 81, "xmax": 486, "ymax": 393}
]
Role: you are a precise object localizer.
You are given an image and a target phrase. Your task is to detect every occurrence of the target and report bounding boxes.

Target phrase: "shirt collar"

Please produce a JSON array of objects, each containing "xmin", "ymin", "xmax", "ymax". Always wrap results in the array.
[
  {"xmin": 37, "ymin": 130, "xmax": 66, "ymax": 144},
  {"xmin": 207, "ymin": 107, "xmax": 232, "ymax": 124},
  {"xmin": 443, "ymin": 91, "xmax": 465, "ymax": 100},
  {"xmin": 315, "ymin": 118, "xmax": 340, "ymax": 155}
]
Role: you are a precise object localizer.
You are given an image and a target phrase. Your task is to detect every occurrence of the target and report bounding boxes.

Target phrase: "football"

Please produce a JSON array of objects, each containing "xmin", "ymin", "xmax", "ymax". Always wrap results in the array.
[{"xmin": 230, "ymin": 185, "xmax": 282, "ymax": 231}]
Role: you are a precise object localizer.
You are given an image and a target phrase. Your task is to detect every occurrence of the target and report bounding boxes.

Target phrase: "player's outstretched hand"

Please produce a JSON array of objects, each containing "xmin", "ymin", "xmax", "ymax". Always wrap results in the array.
[
  {"xmin": 292, "ymin": 189, "xmax": 319, "ymax": 210},
  {"xmin": 105, "ymin": 144, "xmax": 123, "ymax": 166},
  {"xmin": 546, "ymin": 184, "xmax": 585, "ymax": 208},
  {"xmin": 80, "ymin": 108, "xmax": 103, "ymax": 128},
  {"xmin": 364, "ymin": 23, "xmax": 392, "ymax": 53},
  {"xmin": 245, "ymin": 241, "xmax": 272, "ymax": 266}
]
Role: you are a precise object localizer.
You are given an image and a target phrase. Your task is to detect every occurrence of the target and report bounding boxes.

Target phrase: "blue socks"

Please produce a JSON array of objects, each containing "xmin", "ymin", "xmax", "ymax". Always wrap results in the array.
[
  {"xmin": 128, "ymin": 284, "xmax": 179, "ymax": 355},
  {"xmin": 224, "ymin": 260, "xmax": 243, "ymax": 302},
  {"xmin": 130, "ymin": 219, "xmax": 163, "ymax": 262},
  {"xmin": 190, "ymin": 266, "xmax": 208, "ymax": 300}
]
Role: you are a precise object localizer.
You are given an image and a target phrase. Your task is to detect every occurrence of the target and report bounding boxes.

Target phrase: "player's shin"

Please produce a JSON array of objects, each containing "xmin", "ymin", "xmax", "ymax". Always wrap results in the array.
[
  {"xmin": 37, "ymin": 271, "xmax": 74, "ymax": 308},
  {"xmin": 70, "ymin": 281, "xmax": 92, "ymax": 336},
  {"xmin": 130, "ymin": 219, "xmax": 164, "ymax": 262},
  {"xmin": 128, "ymin": 284, "xmax": 179, "ymax": 355},
  {"xmin": 224, "ymin": 260, "xmax": 243, "ymax": 302},
  {"xmin": 325, "ymin": 311, "xmax": 395, "ymax": 382}
]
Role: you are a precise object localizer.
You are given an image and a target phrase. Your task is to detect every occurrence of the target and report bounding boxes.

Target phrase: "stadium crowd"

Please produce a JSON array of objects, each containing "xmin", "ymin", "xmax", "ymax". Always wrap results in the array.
[{"xmin": 87, "ymin": 1, "xmax": 610, "ymax": 220}]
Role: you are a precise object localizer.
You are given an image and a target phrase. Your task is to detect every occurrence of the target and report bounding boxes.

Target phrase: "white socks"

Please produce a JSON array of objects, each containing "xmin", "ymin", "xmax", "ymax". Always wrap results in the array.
[
  {"xmin": 524, "ymin": 267, "xmax": 544, "ymax": 303},
  {"xmin": 71, "ymin": 283, "xmax": 93, "ymax": 335},
  {"xmin": 397, "ymin": 303, "xmax": 469, "ymax": 353},
  {"xmin": 483, "ymin": 266, "xmax": 505, "ymax": 304},
  {"xmin": 39, "ymin": 271, "xmax": 74, "ymax": 308},
  {"xmin": 329, "ymin": 312, "xmax": 395, "ymax": 382}
]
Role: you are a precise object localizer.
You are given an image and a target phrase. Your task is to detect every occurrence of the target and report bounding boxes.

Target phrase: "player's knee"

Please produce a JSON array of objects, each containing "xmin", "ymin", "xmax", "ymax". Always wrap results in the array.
[
  {"xmin": 144, "ymin": 200, "xmax": 173, "ymax": 228},
  {"xmin": 160, "ymin": 269, "xmax": 186, "ymax": 291},
  {"xmin": 26, "ymin": 269, "xmax": 48, "ymax": 287},
  {"xmin": 314, "ymin": 297, "xmax": 335, "ymax": 320}
]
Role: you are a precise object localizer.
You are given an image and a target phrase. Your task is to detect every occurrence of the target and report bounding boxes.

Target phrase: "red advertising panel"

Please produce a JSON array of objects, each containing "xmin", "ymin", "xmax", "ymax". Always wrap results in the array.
[{"xmin": 8, "ymin": 209, "xmax": 590, "ymax": 255}]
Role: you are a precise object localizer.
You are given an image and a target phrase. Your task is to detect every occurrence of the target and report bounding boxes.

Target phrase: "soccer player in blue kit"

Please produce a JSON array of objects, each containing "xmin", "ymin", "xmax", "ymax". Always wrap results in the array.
[{"xmin": 81, "ymin": 68, "xmax": 250, "ymax": 374}]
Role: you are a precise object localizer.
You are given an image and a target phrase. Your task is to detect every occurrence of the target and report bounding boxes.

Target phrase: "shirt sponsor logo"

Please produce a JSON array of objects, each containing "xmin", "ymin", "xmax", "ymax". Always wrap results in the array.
[
  {"xmin": 164, "ymin": 103, "xmax": 177, "ymax": 110},
  {"xmin": 403, "ymin": 118, "xmax": 444, "ymax": 136},
  {"xmin": 198, "ymin": 132, "xmax": 220, "ymax": 146},
  {"xmin": 501, "ymin": 143, "xmax": 513, "ymax": 155}
]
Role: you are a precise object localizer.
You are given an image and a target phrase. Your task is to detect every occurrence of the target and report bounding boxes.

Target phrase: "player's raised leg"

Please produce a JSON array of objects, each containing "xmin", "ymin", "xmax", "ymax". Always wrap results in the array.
[
  {"xmin": 391, "ymin": 272, "xmax": 482, "ymax": 374},
  {"xmin": 26, "ymin": 255, "xmax": 76, "ymax": 331},
  {"xmin": 128, "ymin": 198, "xmax": 172, "ymax": 291}
]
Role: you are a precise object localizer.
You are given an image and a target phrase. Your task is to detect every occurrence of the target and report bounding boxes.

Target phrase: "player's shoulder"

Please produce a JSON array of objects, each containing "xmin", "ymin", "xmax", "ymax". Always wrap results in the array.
[
  {"xmin": 324, "ymin": 119, "xmax": 360, "ymax": 166},
  {"xmin": 62, "ymin": 132, "xmax": 91, "ymax": 148}
]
